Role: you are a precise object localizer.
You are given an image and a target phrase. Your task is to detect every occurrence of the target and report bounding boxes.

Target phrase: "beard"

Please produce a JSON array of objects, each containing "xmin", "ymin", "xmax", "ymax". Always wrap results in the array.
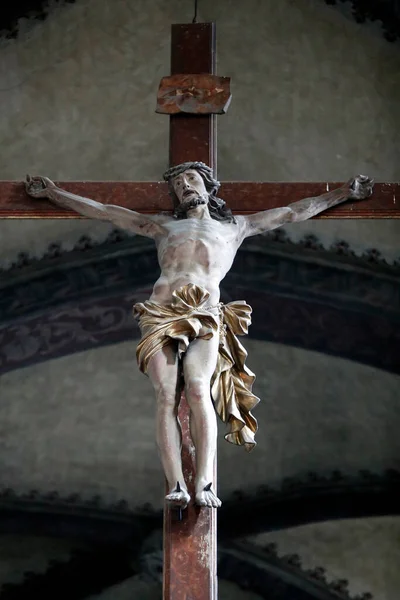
[{"xmin": 174, "ymin": 195, "xmax": 208, "ymax": 219}]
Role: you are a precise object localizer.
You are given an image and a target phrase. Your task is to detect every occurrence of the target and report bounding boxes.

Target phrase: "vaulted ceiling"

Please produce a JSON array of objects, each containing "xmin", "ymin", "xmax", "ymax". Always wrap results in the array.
[
  {"xmin": 1, "ymin": 0, "xmax": 400, "ymax": 41},
  {"xmin": 0, "ymin": 0, "xmax": 399, "ymax": 597}
]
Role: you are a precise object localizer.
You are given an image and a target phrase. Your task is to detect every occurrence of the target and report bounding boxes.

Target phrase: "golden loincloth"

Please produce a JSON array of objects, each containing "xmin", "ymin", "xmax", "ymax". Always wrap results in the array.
[{"xmin": 133, "ymin": 283, "xmax": 259, "ymax": 450}]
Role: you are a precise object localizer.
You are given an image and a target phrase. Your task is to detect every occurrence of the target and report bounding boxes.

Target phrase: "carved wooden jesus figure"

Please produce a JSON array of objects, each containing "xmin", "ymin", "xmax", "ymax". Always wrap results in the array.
[{"xmin": 25, "ymin": 164, "xmax": 373, "ymax": 509}]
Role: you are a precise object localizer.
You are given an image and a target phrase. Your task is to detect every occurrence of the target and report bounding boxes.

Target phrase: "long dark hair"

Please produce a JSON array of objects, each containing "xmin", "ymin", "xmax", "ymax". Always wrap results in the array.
[{"xmin": 163, "ymin": 162, "xmax": 236, "ymax": 224}]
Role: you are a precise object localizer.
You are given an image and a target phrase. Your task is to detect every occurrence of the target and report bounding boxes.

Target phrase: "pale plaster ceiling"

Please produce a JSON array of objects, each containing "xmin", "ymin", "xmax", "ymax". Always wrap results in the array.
[
  {"xmin": 1, "ymin": 518, "xmax": 399, "ymax": 599},
  {"xmin": 1, "ymin": 339, "xmax": 399, "ymax": 509},
  {"xmin": 252, "ymin": 516, "xmax": 400, "ymax": 600},
  {"xmin": 0, "ymin": 533, "xmax": 263, "ymax": 600}
]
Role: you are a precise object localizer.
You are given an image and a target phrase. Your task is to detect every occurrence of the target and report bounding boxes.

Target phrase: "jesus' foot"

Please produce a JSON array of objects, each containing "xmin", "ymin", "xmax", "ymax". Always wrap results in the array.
[
  {"xmin": 165, "ymin": 481, "xmax": 191, "ymax": 509},
  {"xmin": 195, "ymin": 482, "xmax": 222, "ymax": 508}
]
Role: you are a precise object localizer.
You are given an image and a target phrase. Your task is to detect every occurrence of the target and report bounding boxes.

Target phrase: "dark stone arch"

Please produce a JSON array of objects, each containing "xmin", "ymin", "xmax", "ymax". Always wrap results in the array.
[
  {"xmin": 1, "ymin": 1, "xmax": 399, "ymax": 42},
  {"xmin": 0, "ymin": 470, "xmax": 398, "ymax": 542},
  {"xmin": 0, "ymin": 236, "xmax": 399, "ymax": 375},
  {"xmin": 0, "ymin": 470, "xmax": 394, "ymax": 599}
]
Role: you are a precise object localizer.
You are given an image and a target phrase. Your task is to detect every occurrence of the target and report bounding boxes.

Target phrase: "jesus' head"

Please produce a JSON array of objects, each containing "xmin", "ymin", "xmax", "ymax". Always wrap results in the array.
[{"xmin": 163, "ymin": 161, "xmax": 236, "ymax": 223}]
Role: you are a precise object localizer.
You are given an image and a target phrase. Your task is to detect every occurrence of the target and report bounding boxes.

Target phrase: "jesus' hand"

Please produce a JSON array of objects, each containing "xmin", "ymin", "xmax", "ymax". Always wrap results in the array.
[
  {"xmin": 347, "ymin": 175, "xmax": 374, "ymax": 200},
  {"xmin": 25, "ymin": 175, "xmax": 56, "ymax": 199}
]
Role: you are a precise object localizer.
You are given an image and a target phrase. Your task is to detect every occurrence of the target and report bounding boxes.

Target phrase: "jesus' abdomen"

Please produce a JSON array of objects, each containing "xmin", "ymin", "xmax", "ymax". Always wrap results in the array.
[{"xmin": 150, "ymin": 218, "xmax": 241, "ymax": 305}]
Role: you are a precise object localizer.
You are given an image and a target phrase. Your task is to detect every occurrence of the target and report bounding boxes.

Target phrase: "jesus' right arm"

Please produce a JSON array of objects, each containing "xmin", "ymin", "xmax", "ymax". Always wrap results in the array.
[
  {"xmin": 24, "ymin": 175, "xmax": 168, "ymax": 239},
  {"xmin": 240, "ymin": 175, "xmax": 374, "ymax": 238}
]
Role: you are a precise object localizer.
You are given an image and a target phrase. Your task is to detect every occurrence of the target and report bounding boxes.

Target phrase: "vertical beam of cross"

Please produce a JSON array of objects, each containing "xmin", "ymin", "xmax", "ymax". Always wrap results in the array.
[
  {"xmin": 162, "ymin": 23, "xmax": 218, "ymax": 600},
  {"xmin": 169, "ymin": 23, "xmax": 216, "ymax": 169}
]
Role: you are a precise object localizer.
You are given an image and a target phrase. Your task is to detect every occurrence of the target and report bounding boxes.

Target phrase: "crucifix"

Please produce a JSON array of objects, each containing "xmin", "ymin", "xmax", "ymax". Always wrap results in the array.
[{"xmin": 1, "ymin": 19, "xmax": 399, "ymax": 600}]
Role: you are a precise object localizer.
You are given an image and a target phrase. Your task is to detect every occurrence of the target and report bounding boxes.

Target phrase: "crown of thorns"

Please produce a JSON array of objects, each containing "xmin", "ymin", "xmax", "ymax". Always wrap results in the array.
[
  {"xmin": 163, "ymin": 161, "xmax": 210, "ymax": 181},
  {"xmin": 163, "ymin": 161, "xmax": 220, "ymax": 194}
]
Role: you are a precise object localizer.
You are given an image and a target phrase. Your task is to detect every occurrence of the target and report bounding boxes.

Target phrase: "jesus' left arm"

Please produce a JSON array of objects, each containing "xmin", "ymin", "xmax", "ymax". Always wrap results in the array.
[{"xmin": 240, "ymin": 175, "xmax": 374, "ymax": 238}]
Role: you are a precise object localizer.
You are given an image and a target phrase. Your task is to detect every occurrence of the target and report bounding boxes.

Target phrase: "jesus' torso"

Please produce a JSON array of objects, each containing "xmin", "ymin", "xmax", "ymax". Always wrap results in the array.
[{"xmin": 150, "ymin": 216, "xmax": 244, "ymax": 305}]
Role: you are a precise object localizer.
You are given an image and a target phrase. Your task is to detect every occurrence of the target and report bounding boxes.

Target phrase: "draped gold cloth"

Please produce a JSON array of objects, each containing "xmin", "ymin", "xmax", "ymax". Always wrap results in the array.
[{"xmin": 133, "ymin": 284, "xmax": 259, "ymax": 450}]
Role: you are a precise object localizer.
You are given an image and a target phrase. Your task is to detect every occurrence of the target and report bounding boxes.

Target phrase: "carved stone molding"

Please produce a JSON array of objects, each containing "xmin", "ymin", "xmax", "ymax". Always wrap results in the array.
[
  {"xmin": 219, "ymin": 469, "xmax": 400, "ymax": 538},
  {"xmin": 138, "ymin": 531, "xmax": 374, "ymax": 599},
  {"xmin": 0, "ymin": 470, "xmax": 398, "ymax": 542},
  {"xmin": 0, "ymin": 472, "xmax": 395, "ymax": 598},
  {"xmin": 1, "ymin": 235, "xmax": 399, "ymax": 375},
  {"xmin": 0, "ymin": 533, "xmax": 375, "ymax": 600},
  {"xmin": 219, "ymin": 541, "xmax": 373, "ymax": 600},
  {"xmin": 1, "ymin": 228, "xmax": 399, "ymax": 275}
]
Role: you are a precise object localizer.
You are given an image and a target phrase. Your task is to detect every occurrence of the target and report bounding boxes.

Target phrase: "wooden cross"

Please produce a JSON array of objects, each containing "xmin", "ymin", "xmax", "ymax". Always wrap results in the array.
[{"xmin": 1, "ymin": 20, "xmax": 399, "ymax": 600}]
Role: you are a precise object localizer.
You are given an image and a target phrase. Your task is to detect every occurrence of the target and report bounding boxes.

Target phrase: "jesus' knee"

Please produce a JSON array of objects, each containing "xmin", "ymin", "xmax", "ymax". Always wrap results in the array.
[
  {"xmin": 185, "ymin": 377, "xmax": 211, "ymax": 409},
  {"xmin": 154, "ymin": 382, "xmax": 178, "ymax": 413}
]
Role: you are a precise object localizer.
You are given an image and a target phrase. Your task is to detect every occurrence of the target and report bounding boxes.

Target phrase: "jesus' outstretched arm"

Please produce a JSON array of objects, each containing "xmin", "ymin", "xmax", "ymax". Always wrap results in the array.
[
  {"xmin": 241, "ymin": 175, "xmax": 374, "ymax": 238},
  {"xmin": 24, "ymin": 175, "xmax": 169, "ymax": 239}
]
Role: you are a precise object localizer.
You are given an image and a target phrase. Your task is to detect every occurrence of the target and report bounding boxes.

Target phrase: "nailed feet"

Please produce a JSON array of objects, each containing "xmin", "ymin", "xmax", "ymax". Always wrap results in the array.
[
  {"xmin": 165, "ymin": 481, "xmax": 191, "ymax": 509},
  {"xmin": 166, "ymin": 481, "xmax": 222, "ymax": 509},
  {"xmin": 195, "ymin": 482, "xmax": 222, "ymax": 508}
]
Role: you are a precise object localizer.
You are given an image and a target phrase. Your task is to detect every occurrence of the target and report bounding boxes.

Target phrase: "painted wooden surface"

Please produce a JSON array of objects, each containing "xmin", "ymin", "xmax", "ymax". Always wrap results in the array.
[
  {"xmin": 156, "ymin": 74, "xmax": 231, "ymax": 115},
  {"xmin": 1, "ymin": 180, "xmax": 398, "ymax": 218},
  {"xmin": 163, "ymin": 395, "xmax": 217, "ymax": 600},
  {"xmin": 163, "ymin": 22, "xmax": 218, "ymax": 600}
]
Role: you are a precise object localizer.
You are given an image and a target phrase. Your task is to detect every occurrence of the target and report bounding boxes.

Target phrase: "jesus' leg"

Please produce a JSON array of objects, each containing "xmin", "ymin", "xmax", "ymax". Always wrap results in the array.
[
  {"xmin": 147, "ymin": 345, "xmax": 190, "ymax": 508},
  {"xmin": 183, "ymin": 334, "xmax": 222, "ymax": 508}
]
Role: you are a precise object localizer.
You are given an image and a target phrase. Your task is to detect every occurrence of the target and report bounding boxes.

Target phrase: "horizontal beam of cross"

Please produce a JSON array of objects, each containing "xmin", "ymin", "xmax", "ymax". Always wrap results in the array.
[{"xmin": 0, "ymin": 181, "xmax": 399, "ymax": 218}]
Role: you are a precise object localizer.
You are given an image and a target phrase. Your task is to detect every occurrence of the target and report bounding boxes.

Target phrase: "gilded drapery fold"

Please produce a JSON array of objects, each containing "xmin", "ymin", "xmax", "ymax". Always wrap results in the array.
[{"xmin": 133, "ymin": 284, "xmax": 259, "ymax": 450}]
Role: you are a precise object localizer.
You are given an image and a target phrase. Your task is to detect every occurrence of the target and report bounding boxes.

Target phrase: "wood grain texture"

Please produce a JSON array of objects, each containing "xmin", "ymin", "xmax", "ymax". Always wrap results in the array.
[
  {"xmin": 1, "ymin": 181, "xmax": 398, "ymax": 218},
  {"xmin": 164, "ymin": 22, "xmax": 218, "ymax": 600},
  {"xmin": 169, "ymin": 23, "xmax": 216, "ymax": 170},
  {"xmin": 163, "ymin": 395, "xmax": 217, "ymax": 600}
]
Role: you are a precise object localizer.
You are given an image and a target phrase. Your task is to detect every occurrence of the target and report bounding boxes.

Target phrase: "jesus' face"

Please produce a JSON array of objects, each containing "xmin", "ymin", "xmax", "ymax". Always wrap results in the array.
[{"xmin": 172, "ymin": 169, "xmax": 208, "ymax": 205}]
